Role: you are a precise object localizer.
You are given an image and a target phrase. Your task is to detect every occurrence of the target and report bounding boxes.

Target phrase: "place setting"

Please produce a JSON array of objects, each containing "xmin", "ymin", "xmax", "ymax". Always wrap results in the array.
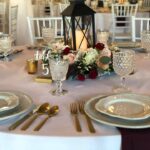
[
  {"xmin": 0, "ymin": 90, "xmax": 33, "ymax": 124},
  {"xmin": 6, "ymin": 98, "xmax": 59, "ymax": 132},
  {"xmin": 84, "ymin": 93, "xmax": 150, "ymax": 129},
  {"xmin": 0, "ymin": 0, "xmax": 150, "ymax": 149}
]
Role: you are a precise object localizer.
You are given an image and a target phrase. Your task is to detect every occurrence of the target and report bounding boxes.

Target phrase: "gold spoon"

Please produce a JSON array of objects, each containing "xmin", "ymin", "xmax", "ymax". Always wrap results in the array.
[
  {"xmin": 21, "ymin": 103, "xmax": 50, "ymax": 130},
  {"xmin": 34, "ymin": 105, "xmax": 59, "ymax": 131}
]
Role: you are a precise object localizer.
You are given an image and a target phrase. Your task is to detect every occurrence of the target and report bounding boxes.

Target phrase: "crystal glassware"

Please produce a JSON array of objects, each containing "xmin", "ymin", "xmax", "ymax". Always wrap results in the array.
[
  {"xmin": 113, "ymin": 50, "xmax": 135, "ymax": 93},
  {"xmin": 141, "ymin": 30, "xmax": 150, "ymax": 58},
  {"xmin": 0, "ymin": 36, "xmax": 12, "ymax": 61},
  {"xmin": 49, "ymin": 58, "xmax": 69, "ymax": 96}
]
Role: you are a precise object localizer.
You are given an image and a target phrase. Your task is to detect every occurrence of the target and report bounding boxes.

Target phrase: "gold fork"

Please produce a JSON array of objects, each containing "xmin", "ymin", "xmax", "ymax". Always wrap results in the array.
[
  {"xmin": 78, "ymin": 101, "xmax": 96, "ymax": 133},
  {"xmin": 70, "ymin": 103, "xmax": 82, "ymax": 132}
]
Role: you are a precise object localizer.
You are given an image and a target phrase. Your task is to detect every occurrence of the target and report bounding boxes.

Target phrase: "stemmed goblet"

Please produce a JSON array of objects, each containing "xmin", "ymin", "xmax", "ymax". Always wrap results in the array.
[
  {"xmin": 49, "ymin": 58, "xmax": 69, "ymax": 96},
  {"xmin": 113, "ymin": 50, "xmax": 135, "ymax": 93},
  {"xmin": 141, "ymin": 30, "xmax": 150, "ymax": 59}
]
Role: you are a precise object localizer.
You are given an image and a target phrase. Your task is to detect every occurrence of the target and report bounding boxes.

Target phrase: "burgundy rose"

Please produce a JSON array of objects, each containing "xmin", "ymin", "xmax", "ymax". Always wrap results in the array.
[
  {"xmin": 89, "ymin": 69, "xmax": 98, "ymax": 79},
  {"xmin": 63, "ymin": 47, "xmax": 71, "ymax": 55},
  {"xmin": 77, "ymin": 74, "xmax": 85, "ymax": 81},
  {"xmin": 95, "ymin": 43, "xmax": 105, "ymax": 51}
]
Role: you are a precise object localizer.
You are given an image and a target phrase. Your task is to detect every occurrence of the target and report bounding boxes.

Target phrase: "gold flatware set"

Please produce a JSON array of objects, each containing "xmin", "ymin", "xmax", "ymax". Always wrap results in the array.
[
  {"xmin": 9, "ymin": 103, "xmax": 59, "ymax": 131},
  {"xmin": 70, "ymin": 101, "xmax": 96, "ymax": 133},
  {"xmin": 9, "ymin": 101, "xmax": 95, "ymax": 133}
]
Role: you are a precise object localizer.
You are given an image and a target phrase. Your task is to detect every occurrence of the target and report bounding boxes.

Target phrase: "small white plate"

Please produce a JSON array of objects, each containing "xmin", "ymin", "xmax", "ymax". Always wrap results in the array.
[
  {"xmin": 95, "ymin": 93, "xmax": 150, "ymax": 120},
  {"xmin": 0, "ymin": 92, "xmax": 19, "ymax": 113}
]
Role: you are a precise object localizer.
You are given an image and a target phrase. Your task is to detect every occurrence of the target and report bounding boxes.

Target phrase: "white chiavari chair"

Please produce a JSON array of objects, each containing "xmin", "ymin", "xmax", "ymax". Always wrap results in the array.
[
  {"xmin": 132, "ymin": 16, "xmax": 150, "ymax": 42},
  {"xmin": 142, "ymin": 0, "xmax": 150, "ymax": 8},
  {"xmin": 0, "ymin": 2, "xmax": 6, "ymax": 33},
  {"xmin": 27, "ymin": 16, "xmax": 64, "ymax": 44},
  {"xmin": 9, "ymin": 5, "xmax": 18, "ymax": 45},
  {"xmin": 111, "ymin": 4, "xmax": 138, "ymax": 41}
]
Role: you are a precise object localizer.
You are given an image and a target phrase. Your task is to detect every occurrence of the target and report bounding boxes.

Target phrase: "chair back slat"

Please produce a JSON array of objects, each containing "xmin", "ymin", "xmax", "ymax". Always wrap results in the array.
[
  {"xmin": 36, "ymin": 19, "xmax": 40, "ymax": 37},
  {"xmin": 132, "ymin": 16, "xmax": 150, "ymax": 42},
  {"xmin": 142, "ymin": 0, "xmax": 150, "ymax": 8},
  {"xmin": 9, "ymin": 5, "xmax": 18, "ymax": 45}
]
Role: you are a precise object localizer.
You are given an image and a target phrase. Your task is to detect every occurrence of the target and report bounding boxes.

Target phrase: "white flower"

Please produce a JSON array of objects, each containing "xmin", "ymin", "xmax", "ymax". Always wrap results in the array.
[
  {"xmin": 84, "ymin": 48, "xmax": 99, "ymax": 65},
  {"xmin": 74, "ymin": 51, "xmax": 86, "ymax": 61}
]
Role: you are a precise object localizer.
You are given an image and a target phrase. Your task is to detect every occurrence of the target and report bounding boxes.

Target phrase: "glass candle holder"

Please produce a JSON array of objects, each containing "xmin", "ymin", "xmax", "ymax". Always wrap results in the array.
[{"xmin": 26, "ymin": 59, "xmax": 38, "ymax": 74}]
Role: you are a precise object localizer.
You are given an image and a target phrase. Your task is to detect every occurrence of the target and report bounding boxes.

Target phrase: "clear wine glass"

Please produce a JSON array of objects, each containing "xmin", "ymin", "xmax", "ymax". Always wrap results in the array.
[
  {"xmin": 49, "ymin": 58, "xmax": 69, "ymax": 96},
  {"xmin": 0, "ymin": 36, "xmax": 12, "ymax": 61},
  {"xmin": 113, "ymin": 50, "xmax": 135, "ymax": 93},
  {"xmin": 141, "ymin": 30, "xmax": 150, "ymax": 59}
]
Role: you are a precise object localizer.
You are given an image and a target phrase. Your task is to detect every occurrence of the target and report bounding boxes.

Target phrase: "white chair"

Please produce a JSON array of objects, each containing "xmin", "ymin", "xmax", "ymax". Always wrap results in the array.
[
  {"xmin": 0, "ymin": 2, "xmax": 6, "ymax": 33},
  {"xmin": 59, "ymin": 3, "xmax": 69, "ymax": 13},
  {"xmin": 142, "ymin": 0, "xmax": 150, "ymax": 8},
  {"xmin": 111, "ymin": 4, "xmax": 138, "ymax": 41},
  {"xmin": 9, "ymin": 5, "xmax": 18, "ymax": 45},
  {"xmin": 132, "ymin": 16, "xmax": 150, "ymax": 42},
  {"xmin": 27, "ymin": 16, "xmax": 64, "ymax": 44}
]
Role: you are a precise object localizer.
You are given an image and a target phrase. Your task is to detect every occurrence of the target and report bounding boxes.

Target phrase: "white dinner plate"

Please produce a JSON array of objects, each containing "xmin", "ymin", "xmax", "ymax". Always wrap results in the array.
[
  {"xmin": 95, "ymin": 93, "xmax": 150, "ymax": 121},
  {"xmin": 0, "ymin": 92, "xmax": 19, "ymax": 113},
  {"xmin": 84, "ymin": 95, "xmax": 150, "ymax": 129},
  {"xmin": 0, "ymin": 90, "xmax": 33, "ymax": 122}
]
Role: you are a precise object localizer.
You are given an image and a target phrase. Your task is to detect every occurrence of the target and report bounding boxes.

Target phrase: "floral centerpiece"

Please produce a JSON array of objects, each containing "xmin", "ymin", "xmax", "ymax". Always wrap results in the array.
[{"xmin": 42, "ymin": 42, "xmax": 113, "ymax": 81}]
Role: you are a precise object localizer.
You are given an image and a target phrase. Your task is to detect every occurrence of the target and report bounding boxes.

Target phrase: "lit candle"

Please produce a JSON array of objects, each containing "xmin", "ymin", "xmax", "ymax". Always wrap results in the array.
[{"xmin": 75, "ymin": 30, "xmax": 87, "ymax": 51}]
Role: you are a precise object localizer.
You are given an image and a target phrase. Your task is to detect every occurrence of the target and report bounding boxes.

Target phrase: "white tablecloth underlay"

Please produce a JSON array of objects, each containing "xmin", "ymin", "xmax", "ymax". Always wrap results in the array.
[{"xmin": 0, "ymin": 46, "xmax": 150, "ymax": 150}]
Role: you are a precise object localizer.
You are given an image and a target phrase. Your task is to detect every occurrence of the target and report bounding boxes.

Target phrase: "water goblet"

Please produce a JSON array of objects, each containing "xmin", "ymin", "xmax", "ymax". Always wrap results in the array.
[
  {"xmin": 113, "ymin": 50, "xmax": 135, "ymax": 93},
  {"xmin": 141, "ymin": 30, "xmax": 150, "ymax": 59},
  {"xmin": 0, "ymin": 36, "xmax": 12, "ymax": 61},
  {"xmin": 49, "ymin": 58, "xmax": 69, "ymax": 96}
]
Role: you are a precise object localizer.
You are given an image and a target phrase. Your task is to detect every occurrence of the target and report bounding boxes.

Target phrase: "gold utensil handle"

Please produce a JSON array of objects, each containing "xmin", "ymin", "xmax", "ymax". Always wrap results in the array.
[
  {"xmin": 74, "ymin": 115, "xmax": 82, "ymax": 132},
  {"xmin": 9, "ymin": 111, "xmax": 33, "ymax": 130},
  {"xmin": 34, "ymin": 116, "xmax": 49, "ymax": 131},
  {"xmin": 21, "ymin": 114, "xmax": 38, "ymax": 130},
  {"xmin": 85, "ymin": 114, "xmax": 95, "ymax": 133}
]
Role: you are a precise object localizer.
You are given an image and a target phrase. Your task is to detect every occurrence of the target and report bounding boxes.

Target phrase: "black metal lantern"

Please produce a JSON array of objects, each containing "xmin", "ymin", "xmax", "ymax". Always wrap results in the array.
[{"xmin": 61, "ymin": 0, "xmax": 96, "ymax": 50}]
